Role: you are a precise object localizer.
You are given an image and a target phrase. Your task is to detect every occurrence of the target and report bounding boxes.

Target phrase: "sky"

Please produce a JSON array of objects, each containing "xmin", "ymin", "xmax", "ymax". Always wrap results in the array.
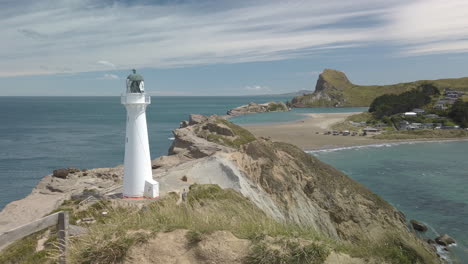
[{"xmin": 1, "ymin": 0, "xmax": 468, "ymax": 96}]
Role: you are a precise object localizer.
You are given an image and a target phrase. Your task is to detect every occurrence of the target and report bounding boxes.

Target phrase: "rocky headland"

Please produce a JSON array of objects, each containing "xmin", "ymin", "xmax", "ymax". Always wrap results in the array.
[
  {"xmin": 0, "ymin": 114, "xmax": 444, "ymax": 263},
  {"xmin": 291, "ymin": 69, "xmax": 468, "ymax": 107},
  {"xmin": 226, "ymin": 101, "xmax": 289, "ymax": 117}
]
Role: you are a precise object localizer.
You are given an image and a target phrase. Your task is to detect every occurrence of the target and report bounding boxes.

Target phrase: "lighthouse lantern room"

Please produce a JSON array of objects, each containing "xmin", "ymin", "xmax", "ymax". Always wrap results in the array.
[{"xmin": 121, "ymin": 69, "xmax": 159, "ymax": 199}]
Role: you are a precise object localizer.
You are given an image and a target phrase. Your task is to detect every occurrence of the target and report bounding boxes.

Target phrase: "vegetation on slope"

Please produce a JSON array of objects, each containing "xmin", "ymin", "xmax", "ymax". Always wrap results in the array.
[
  {"xmin": 1, "ymin": 184, "xmax": 438, "ymax": 264},
  {"xmin": 203, "ymin": 118, "xmax": 256, "ymax": 148},
  {"xmin": 369, "ymin": 84, "xmax": 439, "ymax": 119},
  {"xmin": 292, "ymin": 69, "xmax": 468, "ymax": 107},
  {"xmin": 449, "ymin": 100, "xmax": 468, "ymax": 127},
  {"xmin": 0, "ymin": 231, "xmax": 52, "ymax": 264}
]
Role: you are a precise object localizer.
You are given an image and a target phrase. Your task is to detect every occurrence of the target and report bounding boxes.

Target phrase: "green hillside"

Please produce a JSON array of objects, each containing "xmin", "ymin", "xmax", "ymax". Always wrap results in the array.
[{"xmin": 291, "ymin": 69, "xmax": 468, "ymax": 107}]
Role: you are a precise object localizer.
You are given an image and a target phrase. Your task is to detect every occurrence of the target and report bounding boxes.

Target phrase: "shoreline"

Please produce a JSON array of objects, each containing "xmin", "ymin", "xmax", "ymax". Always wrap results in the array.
[
  {"xmin": 241, "ymin": 112, "xmax": 468, "ymax": 151},
  {"xmin": 306, "ymin": 138, "xmax": 468, "ymax": 153}
]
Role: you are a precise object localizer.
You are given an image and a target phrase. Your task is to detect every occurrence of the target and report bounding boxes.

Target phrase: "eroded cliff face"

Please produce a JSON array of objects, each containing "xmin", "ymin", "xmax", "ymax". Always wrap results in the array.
[
  {"xmin": 231, "ymin": 140, "xmax": 407, "ymax": 241},
  {"xmin": 161, "ymin": 115, "xmax": 408, "ymax": 242},
  {"xmin": 292, "ymin": 69, "xmax": 352, "ymax": 107}
]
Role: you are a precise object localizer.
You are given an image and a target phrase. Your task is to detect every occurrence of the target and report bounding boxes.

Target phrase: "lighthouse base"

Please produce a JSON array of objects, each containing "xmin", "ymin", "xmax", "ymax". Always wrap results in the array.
[
  {"xmin": 123, "ymin": 179, "xmax": 159, "ymax": 199},
  {"xmin": 144, "ymin": 179, "xmax": 160, "ymax": 199}
]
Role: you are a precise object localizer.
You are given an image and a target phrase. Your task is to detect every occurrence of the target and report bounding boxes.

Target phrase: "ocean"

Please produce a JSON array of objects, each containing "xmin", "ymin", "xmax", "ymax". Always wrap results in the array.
[
  {"xmin": 0, "ymin": 96, "xmax": 466, "ymax": 262},
  {"xmin": 312, "ymin": 141, "xmax": 468, "ymax": 263}
]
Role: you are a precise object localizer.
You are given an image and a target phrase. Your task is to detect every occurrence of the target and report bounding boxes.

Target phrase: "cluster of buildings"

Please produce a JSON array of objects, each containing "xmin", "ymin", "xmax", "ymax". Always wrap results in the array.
[
  {"xmin": 434, "ymin": 89, "xmax": 464, "ymax": 110},
  {"xmin": 399, "ymin": 121, "xmax": 460, "ymax": 130},
  {"xmin": 400, "ymin": 107, "xmax": 462, "ymax": 130},
  {"xmin": 399, "ymin": 121, "xmax": 439, "ymax": 130}
]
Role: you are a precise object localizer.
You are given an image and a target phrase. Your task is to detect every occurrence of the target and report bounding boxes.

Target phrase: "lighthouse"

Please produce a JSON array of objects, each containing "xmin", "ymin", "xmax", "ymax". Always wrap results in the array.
[{"xmin": 121, "ymin": 69, "xmax": 159, "ymax": 199}]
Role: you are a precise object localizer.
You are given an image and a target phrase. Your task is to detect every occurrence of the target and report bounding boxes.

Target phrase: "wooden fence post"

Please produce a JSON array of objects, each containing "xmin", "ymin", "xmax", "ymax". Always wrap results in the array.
[{"xmin": 57, "ymin": 211, "xmax": 69, "ymax": 264}]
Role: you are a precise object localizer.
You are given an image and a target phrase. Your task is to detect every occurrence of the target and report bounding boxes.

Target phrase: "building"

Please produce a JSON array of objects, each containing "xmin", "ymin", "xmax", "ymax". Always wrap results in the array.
[
  {"xmin": 404, "ymin": 112, "xmax": 417, "ymax": 117},
  {"xmin": 412, "ymin": 108, "xmax": 425, "ymax": 114},
  {"xmin": 399, "ymin": 121, "xmax": 410, "ymax": 130},
  {"xmin": 422, "ymin": 123, "xmax": 434, "ymax": 129},
  {"xmin": 363, "ymin": 127, "xmax": 380, "ymax": 133},
  {"xmin": 425, "ymin": 114, "xmax": 439, "ymax": 118},
  {"xmin": 434, "ymin": 104, "xmax": 447, "ymax": 110}
]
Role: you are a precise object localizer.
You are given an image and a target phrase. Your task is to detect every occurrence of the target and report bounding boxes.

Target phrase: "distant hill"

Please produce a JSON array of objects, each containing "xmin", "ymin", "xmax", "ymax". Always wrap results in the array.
[
  {"xmin": 250, "ymin": 90, "xmax": 314, "ymax": 97},
  {"xmin": 273, "ymin": 90, "xmax": 314, "ymax": 97},
  {"xmin": 291, "ymin": 69, "xmax": 468, "ymax": 107}
]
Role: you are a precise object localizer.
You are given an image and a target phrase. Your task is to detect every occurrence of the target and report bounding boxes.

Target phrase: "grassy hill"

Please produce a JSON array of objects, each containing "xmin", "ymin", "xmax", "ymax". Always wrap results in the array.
[{"xmin": 291, "ymin": 69, "xmax": 468, "ymax": 107}]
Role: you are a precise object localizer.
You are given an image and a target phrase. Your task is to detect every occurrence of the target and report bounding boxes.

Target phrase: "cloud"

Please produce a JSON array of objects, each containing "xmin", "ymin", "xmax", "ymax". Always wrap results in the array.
[
  {"xmin": 97, "ymin": 61, "xmax": 116, "ymax": 68},
  {"xmin": 244, "ymin": 85, "xmax": 271, "ymax": 92},
  {"xmin": 1, "ymin": 0, "xmax": 468, "ymax": 77},
  {"xmin": 98, "ymin": 73, "xmax": 119, "ymax": 80},
  {"xmin": 0, "ymin": 0, "xmax": 396, "ymax": 77},
  {"xmin": 384, "ymin": 0, "xmax": 468, "ymax": 55}
]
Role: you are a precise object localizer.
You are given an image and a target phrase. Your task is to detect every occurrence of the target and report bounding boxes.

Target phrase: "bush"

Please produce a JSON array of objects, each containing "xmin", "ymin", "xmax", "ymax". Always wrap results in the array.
[
  {"xmin": 245, "ymin": 238, "xmax": 329, "ymax": 264},
  {"xmin": 448, "ymin": 99, "xmax": 468, "ymax": 127}
]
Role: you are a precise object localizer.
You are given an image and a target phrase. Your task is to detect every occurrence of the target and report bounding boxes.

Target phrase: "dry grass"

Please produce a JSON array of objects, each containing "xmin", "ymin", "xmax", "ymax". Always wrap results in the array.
[{"xmin": 4, "ymin": 185, "xmax": 439, "ymax": 264}]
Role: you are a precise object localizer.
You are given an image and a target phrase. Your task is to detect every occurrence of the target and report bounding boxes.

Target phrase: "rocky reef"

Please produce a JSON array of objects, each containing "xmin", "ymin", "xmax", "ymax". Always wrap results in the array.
[{"xmin": 226, "ymin": 101, "xmax": 289, "ymax": 117}]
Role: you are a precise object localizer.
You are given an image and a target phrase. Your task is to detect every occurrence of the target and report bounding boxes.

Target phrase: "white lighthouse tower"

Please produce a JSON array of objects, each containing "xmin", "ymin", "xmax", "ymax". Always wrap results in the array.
[{"xmin": 121, "ymin": 69, "xmax": 159, "ymax": 199}]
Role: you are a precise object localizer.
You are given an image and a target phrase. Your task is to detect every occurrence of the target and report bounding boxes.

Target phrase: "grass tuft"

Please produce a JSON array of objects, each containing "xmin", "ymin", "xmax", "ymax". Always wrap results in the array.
[{"xmin": 245, "ymin": 238, "xmax": 329, "ymax": 264}]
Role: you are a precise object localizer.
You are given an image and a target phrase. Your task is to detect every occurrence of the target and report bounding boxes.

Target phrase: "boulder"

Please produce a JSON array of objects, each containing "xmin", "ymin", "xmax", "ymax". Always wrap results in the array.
[
  {"xmin": 179, "ymin": 120, "xmax": 189, "ymax": 128},
  {"xmin": 53, "ymin": 169, "xmax": 69, "ymax": 179},
  {"xmin": 410, "ymin": 219, "xmax": 428, "ymax": 232},
  {"xmin": 189, "ymin": 114, "xmax": 208, "ymax": 125},
  {"xmin": 435, "ymin": 234, "xmax": 456, "ymax": 246},
  {"xmin": 68, "ymin": 168, "xmax": 80, "ymax": 174}
]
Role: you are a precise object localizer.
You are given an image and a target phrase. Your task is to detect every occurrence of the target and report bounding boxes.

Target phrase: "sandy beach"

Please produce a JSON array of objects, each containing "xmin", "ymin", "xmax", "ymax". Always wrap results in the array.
[{"xmin": 243, "ymin": 112, "xmax": 385, "ymax": 150}]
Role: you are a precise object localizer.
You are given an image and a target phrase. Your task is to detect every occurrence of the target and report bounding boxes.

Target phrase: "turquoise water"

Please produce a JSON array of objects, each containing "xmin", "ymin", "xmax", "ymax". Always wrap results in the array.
[
  {"xmin": 230, "ymin": 107, "xmax": 368, "ymax": 124},
  {"xmin": 313, "ymin": 141, "xmax": 468, "ymax": 263}
]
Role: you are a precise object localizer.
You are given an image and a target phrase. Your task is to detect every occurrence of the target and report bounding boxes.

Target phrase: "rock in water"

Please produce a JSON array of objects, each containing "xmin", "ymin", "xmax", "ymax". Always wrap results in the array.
[
  {"xmin": 410, "ymin": 219, "xmax": 428, "ymax": 232},
  {"xmin": 435, "ymin": 234, "xmax": 456, "ymax": 246},
  {"xmin": 179, "ymin": 120, "xmax": 189, "ymax": 128},
  {"xmin": 227, "ymin": 101, "xmax": 289, "ymax": 117},
  {"xmin": 53, "ymin": 169, "xmax": 69, "ymax": 179}
]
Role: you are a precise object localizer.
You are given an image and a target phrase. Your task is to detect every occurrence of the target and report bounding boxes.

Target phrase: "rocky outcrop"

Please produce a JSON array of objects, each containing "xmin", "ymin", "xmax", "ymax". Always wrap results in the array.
[
  {"xmin": 53, "ymin": 168, "xmax": 69, "ymax": 179},
  {"xmin": 435, "ymin": 234, "xmax": 456, "ymax": 246},
  {"xmin": 410, "ymin": 219, "xmax": 428, "ymax": 232},
  {"xmin": 157, "ymin": 115, "xmax": 420, "ymax": 243},
  {"xmin": 168, "ymin": 117, "xmax": 236, "ymax": 160},
  {"xmin": 292, "ymin": 69, "xmax": 352, "ymax": 107},
  {"xmin": 227, "ymin": 101, "xmax": 289, "ymax": 117}
]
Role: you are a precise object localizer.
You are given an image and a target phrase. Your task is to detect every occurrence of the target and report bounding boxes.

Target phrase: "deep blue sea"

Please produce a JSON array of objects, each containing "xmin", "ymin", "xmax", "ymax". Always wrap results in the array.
[{"xmin": 0, "ymin": 96, "xmax": 466, "ymax": 262}]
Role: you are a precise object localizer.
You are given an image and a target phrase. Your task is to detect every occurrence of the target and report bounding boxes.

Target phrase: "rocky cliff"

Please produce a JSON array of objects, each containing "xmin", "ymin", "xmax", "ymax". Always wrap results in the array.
[
  {"xmin": 162, "ymin": 115, "xmax": 409, "ymax": 241},
  {"xmin": 292, "ymin": 69, "xmax": 468, "ymax": 107}
]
